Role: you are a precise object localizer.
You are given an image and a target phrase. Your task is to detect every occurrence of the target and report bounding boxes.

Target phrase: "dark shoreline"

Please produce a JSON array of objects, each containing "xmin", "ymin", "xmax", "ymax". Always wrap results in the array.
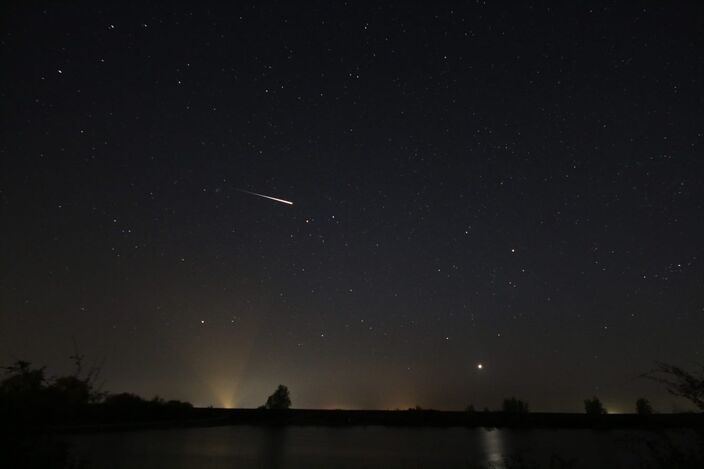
[{"xmin": 48, "ymin": 408, "xmax": 704, "ymax": 434}]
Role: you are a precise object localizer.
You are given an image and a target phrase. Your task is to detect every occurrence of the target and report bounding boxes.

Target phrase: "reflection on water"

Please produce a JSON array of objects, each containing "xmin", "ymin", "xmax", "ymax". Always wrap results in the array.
[
  {"xmin": 62, "ymin": 425, "xmax": 698, "ymax": 469},
  {"xmin": 481, "ymin": 429, "xmax": 505, "ymax": 469},
  {"xmin": 260, "ymin": 426, "xmax": 287, "ymax": 469}
]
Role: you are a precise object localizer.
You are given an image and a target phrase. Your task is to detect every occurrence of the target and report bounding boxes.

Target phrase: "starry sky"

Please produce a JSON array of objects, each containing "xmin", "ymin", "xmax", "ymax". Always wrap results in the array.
[{"xmin": 1, "ymin": 2, "xmax": 703, "ymax": 412}]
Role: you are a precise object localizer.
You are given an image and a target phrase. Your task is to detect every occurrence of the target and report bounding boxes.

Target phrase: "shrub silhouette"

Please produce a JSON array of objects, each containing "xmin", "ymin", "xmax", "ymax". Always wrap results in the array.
[
  {"xmin": 584, "ymin": 396, "xmax": 607, "ymax": 415},
  {"xmin": 0, "ymin": 361, "xmax": 46, "ymax": 396},
  {"xmin": 636, "ymin": 397, "xmax": 654, "ymax": 415},
  {"xmin": 264, "ymin": 385, "xmax": 291, "ymax": 409},
  {"xmin": 49, "ymin": 376, "xmax": 93, "ymax": 408},
  {"xmin": 502, "ymin": 397, "xmax": 529, "ymax": 413},
  {"xmin": 0, "ymin": 361, "xmax": 52, "ymax": 423},
  {"xmin": 1, "ymin": 347, "xmax": 107, "ymax": 422},
  {"xmin": 0, "ymin": 356, "xmax": 194, "ymax": 424},
  {"xmin": 101, "ymin": 393, "xmax": 193, "ymax": 421}
]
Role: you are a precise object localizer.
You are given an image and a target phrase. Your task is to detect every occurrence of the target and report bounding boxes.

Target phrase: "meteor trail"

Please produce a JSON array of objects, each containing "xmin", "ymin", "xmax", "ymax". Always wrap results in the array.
[{"xmin": 237, "ymin": 189, "xmax": 294, "ymax": 206}]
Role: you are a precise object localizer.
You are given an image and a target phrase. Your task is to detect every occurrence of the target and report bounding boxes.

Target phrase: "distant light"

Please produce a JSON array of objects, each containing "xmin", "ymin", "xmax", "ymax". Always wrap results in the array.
[{"xmin": 477, "ymin": 363, "xmax": 483, "ymax": 370}]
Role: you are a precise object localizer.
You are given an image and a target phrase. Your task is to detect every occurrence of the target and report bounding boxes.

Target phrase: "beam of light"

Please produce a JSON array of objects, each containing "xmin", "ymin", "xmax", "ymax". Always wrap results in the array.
[{"xmin": 237, "ymin": 189, "xmax": 293, "ymax": 205}]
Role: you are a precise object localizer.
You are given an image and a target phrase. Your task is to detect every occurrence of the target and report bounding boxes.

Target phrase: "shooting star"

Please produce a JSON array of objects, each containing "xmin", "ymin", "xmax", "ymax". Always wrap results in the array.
[{"xmin": 237, "ymin": 189, "xmax": 294, "ymax": 206}]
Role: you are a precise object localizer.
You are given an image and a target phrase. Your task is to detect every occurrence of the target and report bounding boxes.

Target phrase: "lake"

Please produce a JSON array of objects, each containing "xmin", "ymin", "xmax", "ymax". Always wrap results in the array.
[{"xmin": 63, "ymin": 425, "xmax": 701, "ymax": 468}]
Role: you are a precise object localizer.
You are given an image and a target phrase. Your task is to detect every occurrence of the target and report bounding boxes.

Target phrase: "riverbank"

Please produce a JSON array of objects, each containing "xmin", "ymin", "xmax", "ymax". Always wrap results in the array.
[{"xmin": 49, "ymin": 408, "xmax": 704, "ymax": 433}]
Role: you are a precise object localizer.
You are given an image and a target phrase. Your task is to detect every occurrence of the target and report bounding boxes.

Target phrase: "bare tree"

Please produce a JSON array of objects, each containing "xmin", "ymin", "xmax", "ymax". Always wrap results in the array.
[
  {"xmin": 642, "ymin": 362, "xmax": 704, "ymax": 411},
  {"xmin": 63, "ymin": 339, "xmax": 106, "ymax": 403}
]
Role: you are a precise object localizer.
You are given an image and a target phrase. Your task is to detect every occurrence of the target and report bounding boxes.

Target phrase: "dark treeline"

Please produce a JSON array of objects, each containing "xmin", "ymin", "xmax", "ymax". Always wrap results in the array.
[
  {"xmin": 0, "ymin": 355, "xmax": 202, "ymax": 469},
  {"xmin": 2, "ymin": 353, "xmax": 703, "ymax": 428},
  {"xmin": 0, "ymin": 359, "xmax": 196, "ymax": 427},
  {"xmin": 1, "ymin": 354, "xmax": 703, "ymax": 469}
]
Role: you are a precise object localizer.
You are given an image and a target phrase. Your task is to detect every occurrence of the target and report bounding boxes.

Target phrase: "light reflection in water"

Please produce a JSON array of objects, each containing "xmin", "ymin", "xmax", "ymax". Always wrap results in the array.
[
  {"xmin": 259, "ymin": 427, "xmax": 287, "ymax": 469},
  {"xmin": 63, "ymin": 426, "xmax": 684, "ymax": 468},
  {"xmin": 481, "ymin": 429, "xmax": 506, "ymax": 469}
]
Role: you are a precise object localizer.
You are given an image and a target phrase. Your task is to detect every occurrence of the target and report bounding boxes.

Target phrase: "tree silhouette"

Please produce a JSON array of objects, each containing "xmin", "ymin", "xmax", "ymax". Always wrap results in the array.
[
  {"xmin": 0, "ymin": 361, "xmax": 46, "ymax": 396},
  {"xmin": 502, "ymin": 397, "xmax": 529, "ymax": 413},
  {"xmin": 0, "ymin": 361, "xmax": 51, "ymax": 423},
  {"xmin": 584, "ymin": 396, "xmax": 607, "ymax": 415},
  {"xmin": 264, "ymin": 385, "xmax": 291, "ymax": 410},
  {"xmin": 636, "ymin": 397, "xmax": 654, "ymax": 415},
  {"xmin": 642, "ymin": 362, "xmax": 704, "ymax": 411}
]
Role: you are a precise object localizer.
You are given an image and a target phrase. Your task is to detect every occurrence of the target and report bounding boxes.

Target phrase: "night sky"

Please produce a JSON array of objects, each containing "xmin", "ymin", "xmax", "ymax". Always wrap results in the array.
[{"xmin": 1, "ymin": 2, "xmax": 703, "ymax": 412}]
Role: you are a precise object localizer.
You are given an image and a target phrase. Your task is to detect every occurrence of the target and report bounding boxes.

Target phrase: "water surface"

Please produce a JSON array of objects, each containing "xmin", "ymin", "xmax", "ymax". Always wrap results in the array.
[{"xmin": 63, "ymin": 425, "xmax": 698, "ymax": 468}]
